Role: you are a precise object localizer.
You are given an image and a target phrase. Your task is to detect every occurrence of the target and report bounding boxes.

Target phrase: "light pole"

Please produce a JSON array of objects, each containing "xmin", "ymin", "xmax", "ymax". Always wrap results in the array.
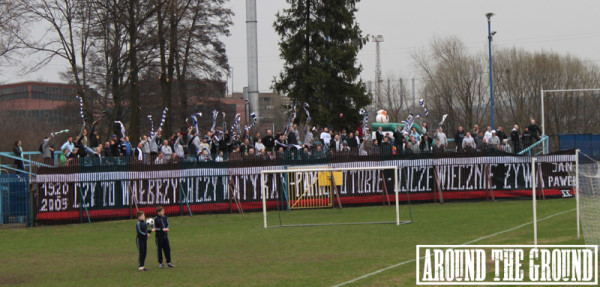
[
  {"xmin": 372, "ymin": 35, "xmax": 384, "ymax": 107},
  {"xmin": 486, "ymin": 13, "xmax": 496, "ymax": 129}
]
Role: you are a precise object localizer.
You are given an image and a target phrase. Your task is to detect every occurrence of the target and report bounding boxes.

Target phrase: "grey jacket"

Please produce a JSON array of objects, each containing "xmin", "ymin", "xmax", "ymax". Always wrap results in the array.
[{"xmin": 42, "ymin": 138, "xmax": 52, "ymax": 158}]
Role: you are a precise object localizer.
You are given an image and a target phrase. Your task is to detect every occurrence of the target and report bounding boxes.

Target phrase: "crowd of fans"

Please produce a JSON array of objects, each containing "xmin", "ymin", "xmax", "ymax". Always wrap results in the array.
[
  {"xmin": 453, "ymin": 119, "xmax": 542, "ymax": 154},
  {"xmin": 36, "ymin": 118, "xmax": 543, "ymax": 167}
]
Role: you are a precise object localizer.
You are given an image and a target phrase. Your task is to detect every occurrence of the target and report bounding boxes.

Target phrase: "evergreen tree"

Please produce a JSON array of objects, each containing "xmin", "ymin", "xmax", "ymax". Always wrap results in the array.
[{"xmin": 273, "ymin": 0, "xmax": 371, "ymax": 131}]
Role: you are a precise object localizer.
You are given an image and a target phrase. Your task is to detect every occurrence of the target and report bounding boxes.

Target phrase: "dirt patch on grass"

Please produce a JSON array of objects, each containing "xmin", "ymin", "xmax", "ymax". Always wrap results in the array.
[{"xmin": 0, "ymin": 274, "xmax": 31, "ymax": 285}]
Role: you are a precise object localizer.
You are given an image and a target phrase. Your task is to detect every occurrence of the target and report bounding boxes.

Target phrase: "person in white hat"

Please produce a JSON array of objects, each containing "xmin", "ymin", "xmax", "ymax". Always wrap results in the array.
[{"xmin": 487, "ymin": 130, "xmax": 501, "ymax": 149}]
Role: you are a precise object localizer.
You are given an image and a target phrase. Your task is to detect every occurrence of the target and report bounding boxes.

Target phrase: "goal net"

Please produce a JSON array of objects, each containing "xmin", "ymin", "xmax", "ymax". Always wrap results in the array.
[
  {"xmin": 260, "ymin": 165, "xmax": 413, "ymax": 228},
  {"xmin": 573, "ymin": 151, "xmax": 600, "ymax": 247}
]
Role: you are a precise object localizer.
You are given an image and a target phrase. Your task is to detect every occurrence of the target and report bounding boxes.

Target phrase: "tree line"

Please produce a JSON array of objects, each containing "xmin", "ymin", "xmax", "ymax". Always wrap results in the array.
[
  {"xmin": 394, "ymin": 37, "xmax": 600, "ymax": 145},
  {"xmin": 2, "ymin": 1, "xmax": 599, "ymax": 152},
  {"xmin": 0, "ymin": 0, "xmax": 233, "ymax": 144}
]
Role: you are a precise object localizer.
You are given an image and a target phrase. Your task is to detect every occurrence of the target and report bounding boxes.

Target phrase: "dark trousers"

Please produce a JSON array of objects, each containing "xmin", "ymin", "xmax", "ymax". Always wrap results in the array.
[
  {"xmin": 513, "ymin": 142, "xmax": 521, "ymax": 154},
  {"xmin": 15, "ymin": 160, "xmax": 24, "ymax": 173},
  {"xmin": 137, "ymin": 238, "xmax": 147, "ymax": 267},
  {"xmin": 155, "ymin": 236, "xmax": 172, "ymax": 264}
]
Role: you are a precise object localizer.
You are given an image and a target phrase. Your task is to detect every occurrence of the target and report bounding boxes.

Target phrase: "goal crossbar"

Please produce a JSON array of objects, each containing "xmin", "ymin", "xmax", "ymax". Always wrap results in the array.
[
  {"xmin": 540, "ymin": 88, "xmax": 600, "ymax": 154},
  {"xmin": 260, "ymin": 165, "xmax": 405, "ymax": 228}
]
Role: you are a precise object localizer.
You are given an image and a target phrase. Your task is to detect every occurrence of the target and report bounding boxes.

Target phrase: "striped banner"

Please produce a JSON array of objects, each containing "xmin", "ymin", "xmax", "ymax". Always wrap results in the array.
[{"xmin": 34, "ymin": 154, "xmax": 576, "ymax": 223}]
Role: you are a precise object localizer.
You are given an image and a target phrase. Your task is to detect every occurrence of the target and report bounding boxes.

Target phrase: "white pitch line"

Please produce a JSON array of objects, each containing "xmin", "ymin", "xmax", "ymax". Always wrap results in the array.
[{"xmin": 332, "ymin": 208, "xmax": 576, "ymax": 287}]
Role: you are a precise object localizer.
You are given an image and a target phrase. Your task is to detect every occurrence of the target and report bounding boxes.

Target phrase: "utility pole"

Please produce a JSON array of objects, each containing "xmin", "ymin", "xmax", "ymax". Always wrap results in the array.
[
  {"xmin": 486, "ymin": 12, "xmax": 496, "ymax": 129},
  {"xmin": 373, "ymin": 35, "xmax": 384, "ymax": 107}
]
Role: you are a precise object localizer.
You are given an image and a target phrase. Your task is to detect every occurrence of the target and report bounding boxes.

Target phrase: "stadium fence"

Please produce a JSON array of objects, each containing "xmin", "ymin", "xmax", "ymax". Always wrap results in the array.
[{"xmin": 0, "ymin": 174, "xmax": 30, "ymax": 227}]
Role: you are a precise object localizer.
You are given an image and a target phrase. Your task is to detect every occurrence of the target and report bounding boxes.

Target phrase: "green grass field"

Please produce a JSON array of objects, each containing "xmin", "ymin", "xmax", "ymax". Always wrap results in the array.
[{"xmin": 0, "ymin": 198, "xmax": 582, "ymax": 286}]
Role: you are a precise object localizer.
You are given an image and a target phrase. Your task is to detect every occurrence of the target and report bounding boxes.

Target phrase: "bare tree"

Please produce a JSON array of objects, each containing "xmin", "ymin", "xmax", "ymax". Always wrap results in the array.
[
  {"xmin": 413, "ymin": 36, "xmax": 600, "ymax": 149},
  {"xmin": 152, "ymin": 0, "xmax": 232, "ymax": 135},
  {"xmin": 376, "ymin": 74, "xmax": 411, "ymax": 123},
  {"xmin": 491, "ymin": 48, "xmax": 534, "ymax": 127},
  {"xmin": 12, "ymin": 0, "xmax": 233, "ymax": 144},
  {"xmin": 494, "ymin": 48, "xmax": 600, "ymax": 135},
  {"xmin": 18, "ymin": 0, "xmax": 95, "ymax": 120},
  {"xmin": 0, "ymin": 1, "xmax": 23, "ymax": 65},
  {"xmin": 85, "ymin": 0, "xmax": 130, "ymax": 140},
  {"xmin": 413, "ymin": 37, "xmax": 489, "ymax": 132},
  {"xmin": 175, "ymin": 0, "xmax": 232, "ymax": 81}
]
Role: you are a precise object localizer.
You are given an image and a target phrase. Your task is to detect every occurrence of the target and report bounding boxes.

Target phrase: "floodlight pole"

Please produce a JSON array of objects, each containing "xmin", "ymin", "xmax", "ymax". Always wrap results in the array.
[
  {"xmin": 373, "ymin": 35, "xmax": 384, "ymax": 107},
  {"xmin": 486, "ymin": 13, "xmax": 495, "ymax": 129}
]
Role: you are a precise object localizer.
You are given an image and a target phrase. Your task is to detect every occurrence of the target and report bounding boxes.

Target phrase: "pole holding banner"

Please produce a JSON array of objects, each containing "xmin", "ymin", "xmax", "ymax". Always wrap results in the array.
[
  {"xmin": 532, "ymin": 157, "xmax": 537, "ymax": 246},
  {"xmin": 395, "ymin": 166, "xmax": 400, "ymax": 226},
  {"xmin": 576, "ymin": 149, "xmax": 580, "ymax": 240},
  {"xmin": 262, "ymin": 172, "xmax": 267, "ymax": 229}
]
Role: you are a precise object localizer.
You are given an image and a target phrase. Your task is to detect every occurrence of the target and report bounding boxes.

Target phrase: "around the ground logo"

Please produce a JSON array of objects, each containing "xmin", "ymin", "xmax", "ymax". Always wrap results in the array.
[{"xmin": 416, "ymin": 245, "xmax": 598, "ymax": 285}]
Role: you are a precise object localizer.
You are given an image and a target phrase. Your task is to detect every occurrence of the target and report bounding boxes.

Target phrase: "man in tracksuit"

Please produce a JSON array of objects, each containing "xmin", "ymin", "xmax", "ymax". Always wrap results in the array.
[
  {"xmin": 136, "ymin": 211, "xmax": 151, "ymax": 271},
  {"xmin": 153, "ymin": 206, "xmax": 175, "ymax": 268}
]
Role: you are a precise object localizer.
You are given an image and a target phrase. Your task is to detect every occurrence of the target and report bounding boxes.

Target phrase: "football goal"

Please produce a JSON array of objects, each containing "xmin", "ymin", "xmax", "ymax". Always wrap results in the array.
[
  {"xmin": 260, "ymin": 165, "xmax": 413, "ymax": 228},
  {"xmin": 573, "ymin": 149, "xmax": 600, "ymax": 247}
]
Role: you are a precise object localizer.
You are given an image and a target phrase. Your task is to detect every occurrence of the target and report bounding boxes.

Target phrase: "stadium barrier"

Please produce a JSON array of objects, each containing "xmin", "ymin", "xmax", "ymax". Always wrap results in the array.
[
  {"xmin": 0, "ymin": 174, "xmax": 30, "ymax": 227},
  {"xmin": 32, "ymin": 150, "xmax": 576, "ymax": 225},
  {"xmin": 0, "ymin": 151, "xmax": 48, "ymax": 175},
  {"xmin": 559, "ymin": 134, "xmax": 600, "ymax": 160}
]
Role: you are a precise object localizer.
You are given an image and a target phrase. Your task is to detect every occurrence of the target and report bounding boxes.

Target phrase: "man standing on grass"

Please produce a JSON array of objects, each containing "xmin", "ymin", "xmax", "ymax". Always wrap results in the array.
[
  {"xmin": 153, "ymin": 206, "xmax": 175, "ymax": 268},
  {"xmin": 136, "ymin": 211, "xmax": 151, "ymax": 271}
]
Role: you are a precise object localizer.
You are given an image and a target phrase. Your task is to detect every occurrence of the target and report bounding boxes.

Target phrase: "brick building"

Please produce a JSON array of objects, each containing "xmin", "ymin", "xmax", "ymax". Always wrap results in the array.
[
  {"xmin": 0, "ymin": 81, "xmax": 79, "ymax": 126},
  {"xmin": 229, "ymin": 91, "xmax": 290, "ymax": 132}
]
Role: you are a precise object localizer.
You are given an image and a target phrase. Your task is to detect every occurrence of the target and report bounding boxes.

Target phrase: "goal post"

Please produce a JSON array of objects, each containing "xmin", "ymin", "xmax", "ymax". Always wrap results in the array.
[
  {"xmin": 260, "ymin": 165, "xmax": 409, "ymax": 228},
  {"xmin": 576, "ymin": 148, "xmax": 580, "ymax": 240},
  {"xmin": 540, "ymin": 88, "xmax": 600, "ymax": 154},
  {"xmin": 532, "ymin": 157, "xmax": 538, "ymax": 246},
  {"xmin": 572, "ymin": 149, "xmax": 600, "ymax": 247}
]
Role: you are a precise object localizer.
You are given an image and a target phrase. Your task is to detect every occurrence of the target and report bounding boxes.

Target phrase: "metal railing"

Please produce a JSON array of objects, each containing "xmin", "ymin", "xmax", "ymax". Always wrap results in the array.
[
  {"xmin": 0, "ymin": 138, "xmax": 548, "ymax": 175},
  {"xmin": 518, "ymin": 135, "xmax": 549, "ymax": 156},
  {"xmin": 0, "ymin": 151, "xmax": 53, "ymax": 176}
]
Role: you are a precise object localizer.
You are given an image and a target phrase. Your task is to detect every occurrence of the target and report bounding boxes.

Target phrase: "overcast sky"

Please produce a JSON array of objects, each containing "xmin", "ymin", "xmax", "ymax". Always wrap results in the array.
[{"xmin": 2, "ymin": 0, "xmax": 600, "ymax": 95}]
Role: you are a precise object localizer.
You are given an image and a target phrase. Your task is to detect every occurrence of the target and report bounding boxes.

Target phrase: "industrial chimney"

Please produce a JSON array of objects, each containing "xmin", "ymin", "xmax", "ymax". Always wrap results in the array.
[{"xmin": 246, "ymin": 0, "xmax": 260, "ymax": 120}]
